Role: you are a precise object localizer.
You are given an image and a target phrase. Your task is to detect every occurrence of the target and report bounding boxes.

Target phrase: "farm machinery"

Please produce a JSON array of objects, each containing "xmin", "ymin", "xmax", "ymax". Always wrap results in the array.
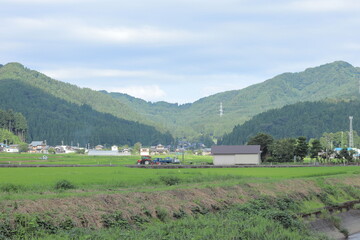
[{"xmin": 136, "ymin": 156, "xmax": 180, "ymax": 165}]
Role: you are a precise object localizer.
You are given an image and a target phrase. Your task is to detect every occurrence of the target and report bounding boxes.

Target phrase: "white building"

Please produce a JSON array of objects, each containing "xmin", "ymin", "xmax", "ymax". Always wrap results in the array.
[
  {"xmin": 111, "ymin": 145, "xmax": 118, "ymax": 152},
  {"xmin": 140, "ymin": 148, "xmax": 150, "ymax": 156},
  {"xmin": 211, "ymin": 145, "xmax": 261, "ymax": 165}
]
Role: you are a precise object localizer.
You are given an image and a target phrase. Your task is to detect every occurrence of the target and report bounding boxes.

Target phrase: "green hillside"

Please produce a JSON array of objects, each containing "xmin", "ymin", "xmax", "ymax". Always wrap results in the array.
[
  {"xmin": 1, "ymin": 61, "xmax": 359, "ymax": 140},
  {"xmin": 219, "ymin": 100, "xmax": 360, "ymax": 144},
  {"xmin": 0, "ymin": 79, "xmax": 173, "ymax": 146},
  {"xmin": 104, "ymin": 61, "xmax": 360, "ymax": 138},
  {"xmin": 0, "ymin": 63, "xmax": 166, "ymax": 132}
]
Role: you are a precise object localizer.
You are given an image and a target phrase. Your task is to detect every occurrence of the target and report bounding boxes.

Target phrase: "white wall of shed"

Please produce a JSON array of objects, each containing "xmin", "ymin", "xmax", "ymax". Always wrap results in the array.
[
  {"xmin": 213, "ymin": 154, "xmax": 260, "ymax": 165},
  {"xmin": 213, "ymin": 155, "xmax": 235, "ymax": 165},
  {"xmin": 234, "ymin": 154, "xmax": 260, "ymax": 164}
]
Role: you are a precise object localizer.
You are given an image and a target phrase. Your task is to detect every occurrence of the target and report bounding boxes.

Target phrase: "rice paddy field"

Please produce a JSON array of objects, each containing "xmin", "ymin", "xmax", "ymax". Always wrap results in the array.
[{"xmin": 0, "ymin": 152, "xmax": 360, "ymax": 239}]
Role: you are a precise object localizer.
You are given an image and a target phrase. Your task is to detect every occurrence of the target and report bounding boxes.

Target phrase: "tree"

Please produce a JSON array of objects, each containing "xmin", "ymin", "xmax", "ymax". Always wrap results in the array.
[
  {"xmin": 269, "ymin": 138, "xmax": 296, "ymax": 162},
  {"xmin": 18, "ymin": 143, "xmax": 29, "ymax": 153},
  {"xmin": 294, "ymin": 136, "xmax": 308, "ymax": 161},
  {"xmin": 132, "ymin": 142, "xmax": 142, "ymax": 155},
  {"xmin": 309, "ymin": 139, "xmax": 322, "ymax": 160},
  {"xmin": 248, "ymin": 133, "xmax": 274, "ymax": 161}
]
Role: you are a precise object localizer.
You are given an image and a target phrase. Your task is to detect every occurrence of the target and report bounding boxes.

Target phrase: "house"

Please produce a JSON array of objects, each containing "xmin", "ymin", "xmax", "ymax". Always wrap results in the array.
[
  {"xmin": 29, "ymin": 141, "xmax": 48, "ymax": 153},
  {"xmin": 202, "ymin": 148, "xmax": 212, "ymax": 156},
  {"xmin": 140, "ymin": 148, "xmax": 150, "ymax": 156},
  {"xmin": 5, "ymin": 145, "xmax": 19, "ymax": 153},
  {"xmin": 95, "ymin": 145, "xmax": 104, "ymax": 150},
  {"xmin": 54, "ymin": 145, "xmax": 76, "ymax": 154},
  {"xmin": 150, "ymin": 144, "xmax": 169, "ymax": 155},
  {"xmin": 111, "ymin": 145, "xmax": 118, "ymax": 152},
  {"xmin": 211, "ymin": 145, "xmax": 261, "ymax": 165}
]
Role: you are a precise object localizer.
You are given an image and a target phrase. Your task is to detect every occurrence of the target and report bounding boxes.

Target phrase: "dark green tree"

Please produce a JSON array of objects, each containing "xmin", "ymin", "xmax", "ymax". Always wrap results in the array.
[
  {"xmin": 309, "ymin": 139, "xmax": 322, "ymax": 160},
  {"xmin": 248, "ymin": 133, "xmax": 274, "ymax": 161},
  {"xmin": 269, "ymin": 138, "xmax": 296, "ymax": 162},
  {"xmin": 294, "ymin": 136, "xmax": 308, "ymax": 161},
  {"xmin": 18, "ymin": 143, "xmax": 29, "ymax": 153}
]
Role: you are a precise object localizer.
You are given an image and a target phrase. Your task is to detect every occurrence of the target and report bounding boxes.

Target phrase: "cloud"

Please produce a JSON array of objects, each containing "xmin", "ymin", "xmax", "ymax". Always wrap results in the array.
[
  {"xmin": 72, "ymin": 25, "xmax": 199, "ymax": 45},
  {"xmin": 283, "ymin": 0, "xmax": 360, "ymax": 12},
  {"xmin": 1, "ymin": 17, "xmax": 199, "ymax": 46},
  {"xmin": 107, "ymin": 85, "xmax": 166, "ymax": 102},
  {"xmin": 42, "ymin": 68, "xmax": 153, "ymax": 80}
]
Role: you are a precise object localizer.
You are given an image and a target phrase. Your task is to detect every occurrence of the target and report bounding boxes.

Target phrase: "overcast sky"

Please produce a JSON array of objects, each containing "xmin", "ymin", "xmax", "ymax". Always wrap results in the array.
[{"xmin": 1, "ymin": 0, "xmax": 360, "ymax": 103}]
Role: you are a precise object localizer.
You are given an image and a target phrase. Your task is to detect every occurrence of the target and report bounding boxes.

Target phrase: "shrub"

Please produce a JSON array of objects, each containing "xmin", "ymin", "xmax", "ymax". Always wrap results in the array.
[
  {"xmin": 54, "ymin": 180, "xmax": 75, "ymax": 190},
  {"xmin": 159, "ymin": 176, "xmax": 181, "ymax": 186},
  {"xmin": 102, "ymin": 211, "xmax": 129, "ymax": 228}
]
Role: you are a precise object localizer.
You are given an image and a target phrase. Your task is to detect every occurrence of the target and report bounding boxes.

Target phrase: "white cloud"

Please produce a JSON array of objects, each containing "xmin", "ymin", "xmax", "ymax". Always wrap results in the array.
[
  {"xmin": 72, "ymin": 25, "xmax": 199, "ymax": 45},
  {"xmin": 1, "ymin": 17, "xmax": 199, "ymax": 45},
  {"xmin": 42, "ymin": 68, "xmax": 153, "ymax": 80},
  {"xmin": 284, "ymin": 0, "xmax": 360, "ymax": 12},
  {"xmin": 107, "ymin": 85, "xmax": 166, "ymax": 102}
]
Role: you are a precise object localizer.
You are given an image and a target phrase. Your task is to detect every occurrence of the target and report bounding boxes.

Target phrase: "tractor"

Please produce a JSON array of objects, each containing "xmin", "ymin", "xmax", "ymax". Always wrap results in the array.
[{"xmin": 137, "ymin": 155, "xmax": 153, "ymax": 165}]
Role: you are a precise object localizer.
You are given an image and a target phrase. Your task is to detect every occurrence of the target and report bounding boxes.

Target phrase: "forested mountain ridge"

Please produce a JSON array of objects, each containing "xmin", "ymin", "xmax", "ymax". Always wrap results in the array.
[
  {"xmin": 104, "ymin": 61, "xmax": 360, "ymax": 138},
  {"xmin": 219, "ymin": 100, "xmax": 360, "ymax": 145},
  {"xmin": 1, "ymin": 61, "xmax": 359, "ymax": 140},
  {"xmin": 0, "ymin": 79, "xmax": 173, "ymax": 146},
  {"xmin": 0, "ymin": 63, "xmax": 167, "ymax": 132}
]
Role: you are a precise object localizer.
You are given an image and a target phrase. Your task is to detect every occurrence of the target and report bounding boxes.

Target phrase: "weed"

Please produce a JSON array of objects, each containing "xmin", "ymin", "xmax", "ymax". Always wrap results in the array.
[
  {"xmin": 0, "ymin": 183, "xmax": 23, "ymax": 193},
  {"xmin": 155, "ymin": 207, "xmax": 168, "ymax": 222},
  {"xmin": 173, "ymin": 209, "xmax": 187, "ymax": 219},
  {"xmin": 101, "ymin": 211, "xmax": 129, "ymax": 229},
  {"xmin": 54, "ymin": 180, "xmax": 75, "ymax": 190},
  {"xmin": 159, "ymin": 176, "xmax": 181, "ymax": 186}
]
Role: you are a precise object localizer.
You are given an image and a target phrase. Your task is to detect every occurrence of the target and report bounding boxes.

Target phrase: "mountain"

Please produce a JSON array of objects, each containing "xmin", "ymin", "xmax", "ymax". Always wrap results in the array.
[
  {"xmin": 1, "ymin": 61, "xmax": 359, "ymax": 141},
  {"xmin": 0, "ymin": 79, "xmax": 173, "ymax": 146},
  {"xmin": 104, "ymin": 61, "xmax": 360, "ymax": 138},
  {"xmin": 219, "ymin": 100, "xmax": 360, "ymax": 144},
  {"xmin": 0, "ymin": 63, "xmax": 167, "ymax": 132}
]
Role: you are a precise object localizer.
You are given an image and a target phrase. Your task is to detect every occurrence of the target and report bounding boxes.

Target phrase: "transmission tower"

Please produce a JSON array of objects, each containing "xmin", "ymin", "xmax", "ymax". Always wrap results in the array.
[
  {"xmin": 349, "ymin": 116, "xmax": 354, "ymax": 148},
  {"xmin": 219, "ymin": 102, "xmax": 223, "ymax": 117}
]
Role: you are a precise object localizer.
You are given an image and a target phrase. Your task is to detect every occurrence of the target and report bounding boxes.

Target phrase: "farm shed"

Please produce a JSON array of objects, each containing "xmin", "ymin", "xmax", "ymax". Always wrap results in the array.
[{"xmin": 211, "ymin": 145, "xmax": 261, "ymax": 165}]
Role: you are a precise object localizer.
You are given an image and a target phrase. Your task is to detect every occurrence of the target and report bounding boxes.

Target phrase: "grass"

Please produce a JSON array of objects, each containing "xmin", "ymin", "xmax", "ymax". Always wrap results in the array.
[
  {"xmin": 0, "ymin": 164, "xmax": 358, "ymax": 201},
  {"xmin": 0, "ymin": 152, "xmax": 213, "ymax": 165}
]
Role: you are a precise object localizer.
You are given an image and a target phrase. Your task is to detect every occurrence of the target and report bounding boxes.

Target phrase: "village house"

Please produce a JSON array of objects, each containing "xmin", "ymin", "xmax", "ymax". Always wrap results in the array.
[
  {"xmin": 140, "ymin": 148, "xmax": 150, "ymax": 156},
  {"xmin": 29, "ymin": 141, "xmax": 48, "ymax": 153},
  {"xmin": 95, "ymin": 145, "xmax": 104, "ymax": 150},
  {"xmin": 150, "ymin": 144, "xmax": 169, "ymax": 155}
]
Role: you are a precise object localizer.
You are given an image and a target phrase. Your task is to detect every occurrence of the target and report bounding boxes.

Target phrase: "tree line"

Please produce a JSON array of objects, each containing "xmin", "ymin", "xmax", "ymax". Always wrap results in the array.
[
  {"xmin": 0, "ymin": 109, "xmax": 28, "ymax": 141},
  {"xmin": 247, "ymin": 133, "xmax": 357, "ymax": 164}
]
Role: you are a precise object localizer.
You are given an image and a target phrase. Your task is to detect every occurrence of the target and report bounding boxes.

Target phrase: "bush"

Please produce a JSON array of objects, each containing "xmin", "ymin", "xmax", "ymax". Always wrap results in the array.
[
  {"xmin": 102, "ymin": 211, "xmax": 129, "ymax": 228},
  {"xmin": 159, "ymin": 176, "xmax": 181, "ymax": 186},
  {"xmin": 54, "ymin": 180, "xmax": 75, "ymax": 190}
]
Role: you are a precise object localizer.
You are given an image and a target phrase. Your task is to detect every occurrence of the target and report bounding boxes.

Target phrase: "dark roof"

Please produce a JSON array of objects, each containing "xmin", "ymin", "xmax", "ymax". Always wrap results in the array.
[{"xmin": 211, "ymin": 145, "xmax": 260, "ymax": 155}]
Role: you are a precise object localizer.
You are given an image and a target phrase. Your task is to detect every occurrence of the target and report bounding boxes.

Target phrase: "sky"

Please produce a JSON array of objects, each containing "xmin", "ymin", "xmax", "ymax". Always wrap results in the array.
[{"xmin": 1, "ymin": 0, "xmax": 360, "ymax": 104}]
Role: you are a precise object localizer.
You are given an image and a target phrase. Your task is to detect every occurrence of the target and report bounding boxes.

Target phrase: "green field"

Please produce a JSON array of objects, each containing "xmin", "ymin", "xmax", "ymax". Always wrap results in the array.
[
  {"xmin": 1, "ymin": 153, "xmax": 360, "ymax": 239},
  {"xmin": 0, "ymin": 152, "xmax": 212, "ymax": 165},
  {"xmin": 0, "ymin": 154, "xmax": 359, "ymax": 201}
]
